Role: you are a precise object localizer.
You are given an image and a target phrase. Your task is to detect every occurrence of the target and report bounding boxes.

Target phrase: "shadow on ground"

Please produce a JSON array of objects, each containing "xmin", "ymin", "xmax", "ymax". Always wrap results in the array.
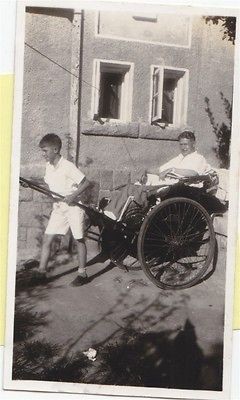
[
  {"xmin": 12, "ymin": 278, "xmax": 223, "ymax": 390},
  {"xmin": 84, "ymin": 319, "xmax": 222, "ymax": 391}
]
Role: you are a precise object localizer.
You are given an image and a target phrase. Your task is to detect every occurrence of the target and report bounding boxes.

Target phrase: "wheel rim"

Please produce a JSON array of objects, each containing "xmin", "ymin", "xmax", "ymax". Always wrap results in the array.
[{"xmin": 138, "ymin": 198, "xmax": 215, "ymax": 289}]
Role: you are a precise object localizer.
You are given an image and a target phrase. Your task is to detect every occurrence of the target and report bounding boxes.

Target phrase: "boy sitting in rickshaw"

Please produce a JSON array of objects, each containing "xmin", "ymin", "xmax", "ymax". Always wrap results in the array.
[
  {"xmin": 103, "ymin": 130, "xmax": 221, "ymax": 221},
  {"xmin": 145, "ymin": 130, "xmax": 218, "ymax": 191}
]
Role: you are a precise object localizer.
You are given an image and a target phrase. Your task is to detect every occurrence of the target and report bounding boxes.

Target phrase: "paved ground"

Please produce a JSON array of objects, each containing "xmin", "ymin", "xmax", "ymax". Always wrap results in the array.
[{"xmin": 14, "ymin": 214, "xmax": 228, "ymax": 389}]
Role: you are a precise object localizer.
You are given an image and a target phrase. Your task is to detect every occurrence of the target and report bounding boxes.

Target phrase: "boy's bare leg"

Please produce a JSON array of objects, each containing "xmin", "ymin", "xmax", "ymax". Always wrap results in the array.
[
  {"xmin": 39, "ymin": 234, "xmax": 55, "ymax": 274},
  {"xmin": 75, "ymin": 239, "xmax": 87, "ymax": 276}
]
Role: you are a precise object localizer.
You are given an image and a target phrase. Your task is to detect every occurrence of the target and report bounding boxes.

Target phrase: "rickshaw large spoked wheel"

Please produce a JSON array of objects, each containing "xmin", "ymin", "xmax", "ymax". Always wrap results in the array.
[{"xmin": 137, "ymin": 197, "xmax": 215, "ymax": 289}]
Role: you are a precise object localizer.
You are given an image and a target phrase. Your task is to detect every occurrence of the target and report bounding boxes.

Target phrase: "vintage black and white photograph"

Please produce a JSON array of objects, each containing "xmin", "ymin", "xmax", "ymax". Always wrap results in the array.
[{"xmin": 3, "ymin": 1, "xmax": 239, "ymax": 398}]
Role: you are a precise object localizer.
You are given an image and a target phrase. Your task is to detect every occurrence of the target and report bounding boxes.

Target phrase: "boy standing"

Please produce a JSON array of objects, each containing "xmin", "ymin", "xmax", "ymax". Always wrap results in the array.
[{"xmin": 37, "ymin": 133, "xmax": 90, "ymax": 285}]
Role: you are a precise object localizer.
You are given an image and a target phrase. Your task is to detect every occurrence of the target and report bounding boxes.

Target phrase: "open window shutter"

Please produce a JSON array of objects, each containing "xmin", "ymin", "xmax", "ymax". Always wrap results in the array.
[
  {"xmin": 174, "ymin": 76, "xmax": 180, "ymax": 126},
  {"xmin": 183, "ymin": 71, "xmax": 188, "ymax": 126},
  {"xmin": 120, "ymin": 69, "xmax": 128, "ymax": 121},
  {"xmin": 174, "ymin": 72, "xmax": 185, "ymax": 126},
  {"xmin": 152, "ymin": 67, "xmax": 164, "ymax": 122},
  {"xmin": 94, "ymin": 60, "xmax": 101, "ymax": 115}
]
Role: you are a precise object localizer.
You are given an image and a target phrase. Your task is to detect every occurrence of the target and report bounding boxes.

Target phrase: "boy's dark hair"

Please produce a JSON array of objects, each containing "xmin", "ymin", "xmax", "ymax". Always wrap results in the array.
[
  {"xmin": 178, "ymin": 130, "xmax": 196, "ymax": 142},
  {"xmin": 39, "ymin": 134, "xmax": 62, "ymax": 151}
]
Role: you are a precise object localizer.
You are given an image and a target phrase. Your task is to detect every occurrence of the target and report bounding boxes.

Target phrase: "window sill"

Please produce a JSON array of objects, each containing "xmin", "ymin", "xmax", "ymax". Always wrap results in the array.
[{"xmin": 93, "ymin": 115, "xmax": 129, "ymax": 124}]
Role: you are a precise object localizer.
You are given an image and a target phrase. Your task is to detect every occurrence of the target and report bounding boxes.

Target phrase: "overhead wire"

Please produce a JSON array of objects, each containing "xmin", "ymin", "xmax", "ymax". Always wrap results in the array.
[
  {"xmin": 25, "ymin": 42, "xmax": 99, "ymax": 91},
  {"xmin": 25, "ymin": 41, "xmax": 138, "ymax": 168}
]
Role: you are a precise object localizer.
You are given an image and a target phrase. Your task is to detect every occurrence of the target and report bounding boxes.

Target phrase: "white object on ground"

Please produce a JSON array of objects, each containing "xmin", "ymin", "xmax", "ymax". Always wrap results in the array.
[{"xmin": 83, "ymin": 348, "xmax": 97, "ymax": 361}]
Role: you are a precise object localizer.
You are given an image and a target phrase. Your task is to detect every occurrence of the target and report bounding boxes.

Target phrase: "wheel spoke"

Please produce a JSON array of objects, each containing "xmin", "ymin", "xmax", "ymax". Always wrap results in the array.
[
  {"xmin": 146, "ymin": 245, "xmax": 173, "ymax": 267},
  {"xmin": 138, "ymin": 198, "xmax": 215, "ymax": 289},
  {"xmin": 182, "ymin": 212, "xmax": 206, "ymax": 237}
]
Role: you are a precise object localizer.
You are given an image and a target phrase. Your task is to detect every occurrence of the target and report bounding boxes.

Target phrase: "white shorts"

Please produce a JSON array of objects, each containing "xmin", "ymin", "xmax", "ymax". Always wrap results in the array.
[{"xmin": 45, "ymin": 202, "xmax": 85, "ymax": 239}]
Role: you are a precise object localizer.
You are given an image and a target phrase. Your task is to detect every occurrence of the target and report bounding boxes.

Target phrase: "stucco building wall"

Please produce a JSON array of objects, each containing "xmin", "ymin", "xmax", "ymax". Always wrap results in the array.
[
  {"xmin": 18, "ymin": 9, "xmax": 235, "ymax": 258},
  {"xmin": 18, "ymin": 8, "xmax": 76, "ymax": 258},
  {"xmin": 80, "ymin": 11, "xmax": 234, "ymax": 169},
  {"xmin": 21, "ymin": 8, "xmax": 74, "ymax": 177}
]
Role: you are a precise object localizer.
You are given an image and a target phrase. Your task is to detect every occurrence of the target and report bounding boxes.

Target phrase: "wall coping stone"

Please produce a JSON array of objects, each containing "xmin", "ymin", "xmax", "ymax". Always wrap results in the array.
[
  {"xmin": 81, "ymin": 119, "xmax": 182, "ymax": 141},
  {"xmin": 139, "ymin": 123, "xmax": 181, "ymax": 140},
  {"xmin": 82, "ymin": 119, "xmax": 139, "ymax": 138}
]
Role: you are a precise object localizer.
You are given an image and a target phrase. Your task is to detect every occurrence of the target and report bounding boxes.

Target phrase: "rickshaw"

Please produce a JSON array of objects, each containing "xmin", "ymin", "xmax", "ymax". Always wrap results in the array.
[{"xmin": 20, "ymin": 173, "xmax": 227, "ymax": 290}]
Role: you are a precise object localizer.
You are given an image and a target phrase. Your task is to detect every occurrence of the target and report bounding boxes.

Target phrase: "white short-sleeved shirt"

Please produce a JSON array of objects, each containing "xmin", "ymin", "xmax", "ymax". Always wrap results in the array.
[
  {"xmin": 44, "ymin": 157, "xmax": 85, "ymax": 197},
  {"xmin": 159, "ymin": 151, "xmax": 211, "ymax": 175}
]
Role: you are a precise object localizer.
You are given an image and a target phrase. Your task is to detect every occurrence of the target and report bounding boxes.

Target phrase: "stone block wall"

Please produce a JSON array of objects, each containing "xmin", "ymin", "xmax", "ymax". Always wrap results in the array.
[
  {"xmin": 18, "ymin": 9, "xmax": 233, "ymax": 262},
  {"xmin": 18, "ymin": 186, "xmax": 53, "ymax": 261},
  {"xmin": 82, "ymin": 120, "xmax": 180, "ymax": 141},
  {"xmin": 17, "ymin": 166, "xmax": 142, "ymax": 260},
  {"xmin": 18, "ymin": 166, "xmax": 229, "ymax": 261}
]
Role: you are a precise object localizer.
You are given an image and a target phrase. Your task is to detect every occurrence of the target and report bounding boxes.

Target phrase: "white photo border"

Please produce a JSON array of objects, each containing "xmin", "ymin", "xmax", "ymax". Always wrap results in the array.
[{"xmin": 3, "ymin": 1, "xmax": 240, "ymax": 399}]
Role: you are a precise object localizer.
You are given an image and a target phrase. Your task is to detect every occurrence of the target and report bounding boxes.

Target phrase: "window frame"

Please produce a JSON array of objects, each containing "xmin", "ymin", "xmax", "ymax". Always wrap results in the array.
[
  {"xmin": 92, "ymin": 59, "xmax": 134, "ymax": 122},
  {"xmin": 149, "ymin": 65, "xmax": 189, "ymax": 127}
]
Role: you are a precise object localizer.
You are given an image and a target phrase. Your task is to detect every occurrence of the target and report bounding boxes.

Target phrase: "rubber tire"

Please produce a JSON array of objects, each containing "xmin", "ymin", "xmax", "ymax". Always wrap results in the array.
[{"xmin": 137, "ymin": 197, "xmax": 216, "ymax": 289}]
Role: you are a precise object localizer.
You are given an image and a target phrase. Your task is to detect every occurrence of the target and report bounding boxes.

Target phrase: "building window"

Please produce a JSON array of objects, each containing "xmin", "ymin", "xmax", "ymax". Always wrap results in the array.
[
  {"xmin": 151, "ymin": 66, "xmax": 188, "ymax": 127},
  {"xmin": 92, "ymin": 60, "xmax": 134, "ymax": 122},
  {"xmin": 99, "ymin": 72, "xmax": 122, "ymax": 119}
]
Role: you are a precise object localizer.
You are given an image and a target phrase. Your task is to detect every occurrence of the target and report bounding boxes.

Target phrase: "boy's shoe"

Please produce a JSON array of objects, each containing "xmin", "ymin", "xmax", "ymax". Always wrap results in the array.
[
  {"xmin": 71, "ymin": 273, "xmax": 89, "ymax": 287},
  {"xmin": 23, "ymin": 259, "xmax": 39, "ymax": 270},
  {"xmin": 31, "ymin": 269, "xmax": 48, "ymax": 284}
]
